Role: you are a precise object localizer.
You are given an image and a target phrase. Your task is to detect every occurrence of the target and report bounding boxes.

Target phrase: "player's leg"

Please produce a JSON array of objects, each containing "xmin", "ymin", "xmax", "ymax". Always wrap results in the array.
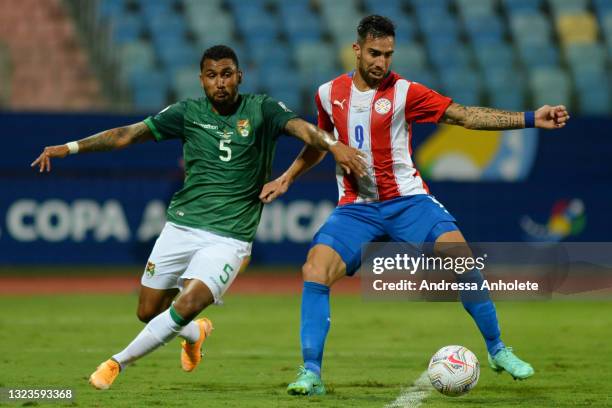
[
  {"xmin": 175, "ymin": 235, "xmax": 250, "ymax": 372},
  {"xmin": 89, "ymin": 222, "xmax": 202, "ymax": 389},
  {"xmin": 136, "ymin": 286, "xmax": 178, "ymax": 323},
  {"xmin": 385, "ymin": 195, "xmax": 532, "ymax": 379},
  {"xmin": 289, "ymin": 204, "xmax": 384, "ymax": 396},
  {"xmin": 434, "ymin": 230, "xmax": 534, "ymax": 380}
]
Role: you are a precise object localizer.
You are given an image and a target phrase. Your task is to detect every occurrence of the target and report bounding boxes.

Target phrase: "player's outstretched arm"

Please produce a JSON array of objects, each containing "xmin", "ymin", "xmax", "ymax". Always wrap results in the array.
[
  {"xmin": 260, "ymin": 145, "xmax": 326, "ymax": 204},
  {"xmin": 440, "ymin": 103, "xmax": 570, "ymax": 131},
  {"xmin": 260, "ymin": 118, "xmax": 366, "ymax": 204},
  {"xmin": 31, "ymin": 122, "xmax": 154, "ymax": 173},
  {"xmin": 284, "ymin": 118, "xmax": 367, "ymax": 177}
]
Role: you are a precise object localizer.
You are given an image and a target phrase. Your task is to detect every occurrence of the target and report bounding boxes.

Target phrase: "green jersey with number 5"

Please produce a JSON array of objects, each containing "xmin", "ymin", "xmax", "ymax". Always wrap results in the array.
[{"xmin": 144, "ymin": 94, "xmax": 298, "ymax": 242}]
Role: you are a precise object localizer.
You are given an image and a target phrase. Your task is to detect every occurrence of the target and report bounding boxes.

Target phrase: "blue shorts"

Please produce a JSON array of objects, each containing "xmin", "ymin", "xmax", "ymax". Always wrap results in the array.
[{"xmin": 311, "ymin": 194, "xmax": 458, "ymax": 276}]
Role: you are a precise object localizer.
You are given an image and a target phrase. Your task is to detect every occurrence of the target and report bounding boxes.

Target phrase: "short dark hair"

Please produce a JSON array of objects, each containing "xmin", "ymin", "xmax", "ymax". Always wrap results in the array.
[
  {"xmin": 200, "ymin": 45, "xmax": 240, "ymax": 71},
  {"xmin": 357, "ymin": 15, "xmax": 395, "ymax": 43}
]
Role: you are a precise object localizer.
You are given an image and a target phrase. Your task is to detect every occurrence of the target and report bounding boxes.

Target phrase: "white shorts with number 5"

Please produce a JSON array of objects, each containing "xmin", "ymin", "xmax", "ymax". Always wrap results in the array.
[{"xmin": 141, "ymin": 222, "xmax": 252, "ymax": 304}]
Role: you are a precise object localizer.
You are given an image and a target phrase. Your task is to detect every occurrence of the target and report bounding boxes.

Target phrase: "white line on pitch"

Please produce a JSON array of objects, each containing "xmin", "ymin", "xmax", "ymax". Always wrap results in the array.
[{"xmin": 385, "ymin": 370, "xmax": 433, "ymax": 408}]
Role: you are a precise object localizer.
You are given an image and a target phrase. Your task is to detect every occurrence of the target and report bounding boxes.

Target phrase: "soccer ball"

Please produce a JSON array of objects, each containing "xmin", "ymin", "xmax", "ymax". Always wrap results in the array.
[{"xmin": 427, "ymin": 345, "xmax": 480, "ymax": 397}]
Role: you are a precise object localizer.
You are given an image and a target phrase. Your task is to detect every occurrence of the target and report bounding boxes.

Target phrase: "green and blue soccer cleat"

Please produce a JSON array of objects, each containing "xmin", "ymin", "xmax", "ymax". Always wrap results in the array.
[
  {"xmin": 287, "ymin": 366, "xmax": 326, "ymax": 396},
  {"xmin": 488, "ymin": 347, "xmax": 535, "ymax": 380}
]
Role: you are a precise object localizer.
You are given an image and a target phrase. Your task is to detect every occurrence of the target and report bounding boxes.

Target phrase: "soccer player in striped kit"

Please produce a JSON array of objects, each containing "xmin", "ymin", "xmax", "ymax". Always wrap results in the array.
[{"xmin": 260, "ymin": 15, "xmax": 570, "ymax": 395}]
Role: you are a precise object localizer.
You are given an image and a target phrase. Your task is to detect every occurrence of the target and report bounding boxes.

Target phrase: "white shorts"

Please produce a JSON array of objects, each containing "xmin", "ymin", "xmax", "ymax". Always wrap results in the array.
[{"xmin": 141, "ymin": 222, "xmax": 252, "ymax": 304}]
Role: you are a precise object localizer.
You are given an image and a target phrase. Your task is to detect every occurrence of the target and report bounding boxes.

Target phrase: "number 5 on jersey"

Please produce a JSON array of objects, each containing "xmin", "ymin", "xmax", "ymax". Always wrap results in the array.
[{"xmin": 219, "ymin": 139, "xmax": 231, "ymax": 162}]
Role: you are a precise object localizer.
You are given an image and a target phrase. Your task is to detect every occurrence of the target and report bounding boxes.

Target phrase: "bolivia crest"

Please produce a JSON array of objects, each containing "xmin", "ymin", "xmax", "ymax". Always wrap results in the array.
[{"xmin": 237, "ymin": 119, "xmax": 251, "ymax": 137}]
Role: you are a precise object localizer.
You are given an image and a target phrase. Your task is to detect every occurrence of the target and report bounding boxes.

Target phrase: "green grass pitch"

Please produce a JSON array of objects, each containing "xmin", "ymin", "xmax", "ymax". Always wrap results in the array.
[{"xmin": 1, "ymin": 294, "xmax": 610, "ymax": 407}]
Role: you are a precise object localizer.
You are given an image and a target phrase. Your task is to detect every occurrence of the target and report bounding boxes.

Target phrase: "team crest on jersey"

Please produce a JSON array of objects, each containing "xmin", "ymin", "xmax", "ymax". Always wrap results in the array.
[
  {"xmin": 145, "ymin": 261, "xmax": 156, "ymax": 277},
  {"xmin": 237, "ymin": 119, "xmax": 251, "ymax": 137},
  {"xmin": 374, "ymin": 98, "xmax": 392, "ymax": 114}
]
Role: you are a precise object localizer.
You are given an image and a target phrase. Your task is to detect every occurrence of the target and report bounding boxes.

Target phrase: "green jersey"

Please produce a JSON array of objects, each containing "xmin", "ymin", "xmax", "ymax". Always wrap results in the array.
[{"xmin": 143, "ymin": 94, "xmax": 298, "ymax": 242}]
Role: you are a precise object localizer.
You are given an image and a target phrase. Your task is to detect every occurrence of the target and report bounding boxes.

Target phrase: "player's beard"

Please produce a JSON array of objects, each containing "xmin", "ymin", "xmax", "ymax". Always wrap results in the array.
[{"xmin": 358, "ymin": 59, "xmax": 385, "ymax": 88}]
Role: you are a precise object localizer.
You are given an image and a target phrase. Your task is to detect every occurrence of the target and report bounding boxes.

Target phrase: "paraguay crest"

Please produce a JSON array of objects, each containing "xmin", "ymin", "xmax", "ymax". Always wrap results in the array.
[{"xmin": 237, "ymin": 119, "xmax": 251, "ymax": 137}]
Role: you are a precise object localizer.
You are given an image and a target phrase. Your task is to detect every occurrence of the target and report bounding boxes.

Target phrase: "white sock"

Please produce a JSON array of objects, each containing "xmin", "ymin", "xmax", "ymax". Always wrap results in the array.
[
  {"xmin": 178, "ymin": 321, "xmax": 200, "ymax": 343},
  {"xmin": 112, "ymin": 308, "xmax": 183, "ymax": 368}
]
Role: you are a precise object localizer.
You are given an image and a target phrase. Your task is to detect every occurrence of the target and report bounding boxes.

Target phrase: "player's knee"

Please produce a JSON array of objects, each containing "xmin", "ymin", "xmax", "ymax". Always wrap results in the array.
[
  {"xmin": 302, "ymin": 261, "xmax": 332, "ymax": 286},
  {"xmin": 173, "ymin": 292, "xmax": 211, "ymax": 320},
  {"xmin": 136, "ymin": 306, "xmax": 157, "ymax": 323}
]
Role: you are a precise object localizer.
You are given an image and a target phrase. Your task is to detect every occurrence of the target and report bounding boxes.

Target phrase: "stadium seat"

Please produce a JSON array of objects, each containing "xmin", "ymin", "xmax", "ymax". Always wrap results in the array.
[
  {"xmin": 259, "ymin": 66, "xmax": 296, "ymax": 94},
  {"xmin": 239, "ymin": 67, "xmax": 261, "ymax": 95},
  {"xmin": 250, "ymin": 45, "xmax": 291, "ymax": 71},
  {"xmin": 97, "ymin": 0, "xmax": 126, "ymax": 20},
  {"xmin": 393, "ymin": 43, "xmax": 428, "ymax": 73},
  {"xmin": 139, "ymin": 0, "xmax": 177, "ymax": 20},
  {"xmin": 173, "ymin": 67, "xmax": 203, "ymax": 100},
  {"xmin": 429, "ymin": 44, "xmax": 473, "ymax": 70},
  {"xmin": 564, "ymin": 43, "xmax": 606, "ymax": 73},
  {"xmin": 129, "ymin": 69, "xmax": 169, "ymax": 111},
  {"xmin": 410, "ymin": 0, "xmax": 450, "ymax": 14},
  {"xmin": 547, "ymin": 0, "xmax": 589, "ymax": 16},
  {"xmin": 488, "ymin": 87, "xmax": 526, "ymax": 111},
  {"xmin": 572, "ymin": 67, "xmax": 611, "ymax": 114},
  {"xmin": 294, "ymin": 43, "xmax": 337, "ymax": 76},
  {"xmin": 464, "ymin": 15, "xmax": 506, "ymax": 45},
  {"xmin": 406, "ymin": 70, "xmax": 440, "ymax": 91},
  {"xmin": 501, "ymin": 0, "xmax": 543, "ymax": 14},
  {"xmin": 283, "ymin": 12, "xmax": 323, "ymax": 45},
  {"xmin": 577, "ymin": 87, "xmax": 611, "ymax": 115},
  {"xmin": 510, "ymin": 13, "xmax": 552, "ymax": 46},
  {"xmin": 394, "ymin": 20, "xmax": 417, "ymax": 44},
  {"xmin": 456, "ymin": 0, "xmax": 497, "ymax": 18},
  {"xmin": 517, "ymin": 43, "xmax": 560, "ymax": 68},
  {"xmin": 601, "ymin": 13, "xmax": 612, "ymax": 46},
  {"xmin": 529, "ymin": 67, "xmax": 571, "ymax": 107},
  {"xmin": 110, "ymin": 14, "xmax": 143, "ymax": 45},
  {"xmin": 187, "ymin": 11, "xmax": 234, "ymax": 43},
  {"xmin": 363, "ymin": 0, "xmax": 406, "ymax": 18},
  {"xmin": 474, "ymin": 43, "xmax": 516, "ymax": 70},
  {"xmin": 266, "ymin": 89, "xmax": 302, "ymax": 114},
  {"xmin": 439, "ymin": 67, "xmax": 482, "ymax": 105},
  {"xmin": 556, "ymin": 13, "xmax": 598, "ymax": 45},
  {"xmin": 593, "ymin": 0, "xmax": 612, "ymax": 16},
  {"xmin": 419, "ymin": 11, "xmax": 458, "ymax": 38}
]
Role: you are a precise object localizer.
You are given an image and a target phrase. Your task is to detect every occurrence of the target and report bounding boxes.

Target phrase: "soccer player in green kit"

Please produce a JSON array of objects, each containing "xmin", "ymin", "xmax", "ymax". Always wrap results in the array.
[{"xmin": 31, "ymin": 45, "xmax": 366, "ymax": 390}]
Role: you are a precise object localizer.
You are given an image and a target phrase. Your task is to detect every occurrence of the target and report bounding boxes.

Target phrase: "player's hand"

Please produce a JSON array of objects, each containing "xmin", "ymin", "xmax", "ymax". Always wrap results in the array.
[
  {"xmin": 329, "ymin": 143, "xmax": 367, "ymax": 178},
  {"xmin": 535, "ymin": 105, "xmax": 570, "ymax": 129},
  {"xmin": 259, "ymin": 176, "xmax": 290, "ymax": 204},
  {"xmin": 30, "ymin": 144, "xmax": 70, "ymax": 173}
]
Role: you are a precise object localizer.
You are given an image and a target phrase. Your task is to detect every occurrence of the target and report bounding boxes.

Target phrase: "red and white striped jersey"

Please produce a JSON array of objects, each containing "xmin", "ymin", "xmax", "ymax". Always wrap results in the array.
[{"xmin": 315, "ymin": 71, "xmax": 453, "ymax": 206}]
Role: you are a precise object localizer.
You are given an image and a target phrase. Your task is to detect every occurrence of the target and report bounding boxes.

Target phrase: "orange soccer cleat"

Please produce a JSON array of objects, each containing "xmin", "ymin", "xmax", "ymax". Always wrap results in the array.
[
  {"xmin": 181, "ymin": 318, "xmax": 213, "ymax": 372},
  {"xmin": 89, "ymin": 359, "xmax": 121, "ymax": 390}
]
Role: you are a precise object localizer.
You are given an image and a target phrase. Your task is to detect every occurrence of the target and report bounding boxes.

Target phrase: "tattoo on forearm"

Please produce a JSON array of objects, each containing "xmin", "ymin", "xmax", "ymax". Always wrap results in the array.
[
  {"xmin": 443, "ymin": 104, "xmax": 524, "ymax": 130},
  {"xmin": 466, "ymin": 107, "xmax": 524, "ymax": 130},
  {"xmin": 77, "ymin": 123, "xmax": 149, "ymax": 152},
  {"xmin": 286, "ymin": 119, "xmax": 336, "ymax": 151}
]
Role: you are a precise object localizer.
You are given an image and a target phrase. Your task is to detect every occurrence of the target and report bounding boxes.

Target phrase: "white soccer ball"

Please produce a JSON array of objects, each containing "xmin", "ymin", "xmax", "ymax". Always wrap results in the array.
[{"xmin": 427, "ymin": 345, "xmax": 480, "ymax": 397}]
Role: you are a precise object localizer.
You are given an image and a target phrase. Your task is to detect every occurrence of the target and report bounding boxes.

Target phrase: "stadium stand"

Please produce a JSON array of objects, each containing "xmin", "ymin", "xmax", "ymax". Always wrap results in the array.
[
  {"xmin": 1, "ymin": 0, "xmax": 610, "ymax": 115},
  {"xmin": 0, "ymin": 0, "xmax": 104, "ymax": 110}
]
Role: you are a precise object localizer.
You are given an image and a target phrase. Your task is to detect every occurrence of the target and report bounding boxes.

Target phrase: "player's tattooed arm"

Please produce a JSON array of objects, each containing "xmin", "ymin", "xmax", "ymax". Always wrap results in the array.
[
  {"xmin": 440, "ymin": 103, "xmax": 570, "ymax": 130},
  {"xmin": 260, "ymin": 118, "xmax": 367, "ymax": 204},
  {"xmin": 260, "ymin": 144, "xmax": 326, "ymax": 204},
  {"xmin": 77, "ymin": 122, "xmax": 154, "ymax": 152},
  {"xmin": 284, "ymin": 118, "xmax": 367, "ymax": 177},
  {"xmin": 31, "ymin": 122, "xmax": 154, "ymax": 173},
  {"xmin": 440, "ymin": 103, "xmax": 524, "ymax": 130}
]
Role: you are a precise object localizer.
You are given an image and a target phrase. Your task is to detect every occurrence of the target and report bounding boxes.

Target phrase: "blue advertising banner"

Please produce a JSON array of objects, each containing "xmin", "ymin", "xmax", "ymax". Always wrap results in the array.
[{"xmin": 1, "ymin": 112, "xmax": 610, "ymax": 265}]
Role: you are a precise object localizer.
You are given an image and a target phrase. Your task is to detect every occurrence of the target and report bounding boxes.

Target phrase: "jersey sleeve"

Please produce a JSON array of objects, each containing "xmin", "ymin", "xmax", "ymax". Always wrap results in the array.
[
  {"xmin": 261, "ymin": 96, "xmax": 299, "ymax": 137},
  {"xmin": 315, "ymin": 92, "xmax": 334, "ymax": 132},
  {"xmin": 143, "ymin": 101, "xmax": 186, "ymax": 141},
  {"xmin": 405, "ymin": 82, "xmax": 453, "ymax": 124}
]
